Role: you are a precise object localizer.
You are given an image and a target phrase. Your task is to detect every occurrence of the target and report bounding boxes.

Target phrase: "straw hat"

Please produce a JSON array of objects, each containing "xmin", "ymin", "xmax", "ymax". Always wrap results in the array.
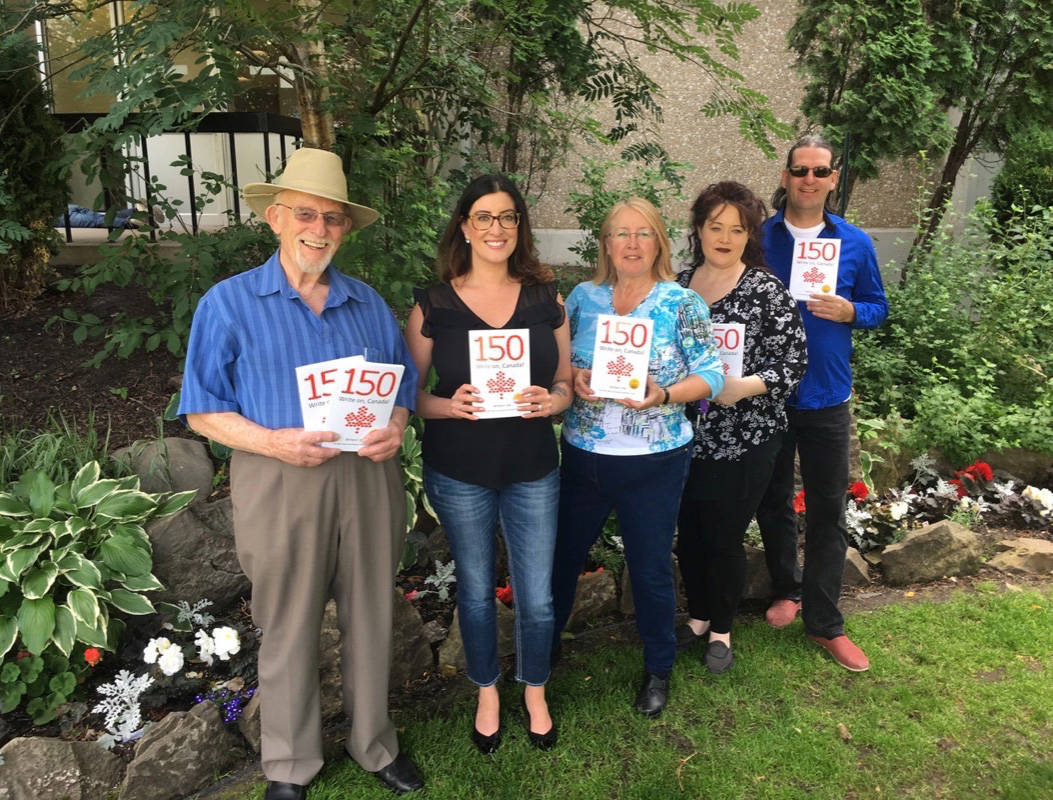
[{"xmin": 242, "ymin": 148, "xmax": 379, "ymax": 230}]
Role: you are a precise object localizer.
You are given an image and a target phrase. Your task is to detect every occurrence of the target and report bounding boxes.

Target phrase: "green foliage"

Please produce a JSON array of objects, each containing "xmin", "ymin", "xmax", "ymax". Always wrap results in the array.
[
  {"xmin": 565, "ymin": 156, "xmax": 690, "ymax": 269},
  {"xmin": 0, "ymin": 14, "xmax": 69, "ymax": 310},
  {"xmin": 991, "ymin": 124, "xmax": 1053, "ymax": 224},
  {"xmin": 788, "ymin": 0, "xmax": 949, "ymax": 206},
  {"xmin": 0, "ymin": 411, "xmax": 119, "ymax": 487},
  {"xmin": 853, "ymin": 203, "xmax": 1053, "ymax": 465},
  {"xmin": 0, "ymin": 461, "xmax": 194, "ymax": 717}
]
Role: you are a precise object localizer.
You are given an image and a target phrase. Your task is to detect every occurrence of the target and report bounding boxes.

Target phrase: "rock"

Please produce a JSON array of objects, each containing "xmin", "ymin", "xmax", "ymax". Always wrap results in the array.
[
  {"xmin": 848, "ymin": 413, "xmax": 862, "ymax": 485},
  {"xmin": 111, "ymin": 437, "xmax": 214, "ymax": 506},
  {"xmin": 979, "ymin": 448, "xmax": 1053, "ymax": 487},
  {"xmin": 988, "ymin": 537, "xmax": 1053, "ymax": 575},
  {"xmin": 879, "ymin": 520, "xmax": 983, "ymax": 586},
  {"xmin": 566, "ymin": 569, "xmax": 618, "ymax": 630},
  {"xmin": 742, "ymin": 545, "xmax": 774, "ymax": 600},
  {"xmin": 842, "ymin": 548, "xmax": 871, "ymax": 586},
  {"xmin": 0, "ymin": 737, "xmax": 124, "ymax": 800},
  {"xmin": 146, "ymin": 497, "xmax": 249, "ymax": 613},
  {"xmin": 620, "ymin": 558, "xmax": 691, "ymax": 613},
  {"xmin": 421, "ymin": 619, "xmax": 447, "ymax": 644},
  {"xmin": 390, "ymin": 587, "xmax": 434, "ymax": 687},
  {"xmin": 237, "ymin": 690, "xmax": 261, "ymax": 753},
  {"xmin": 119, "ymin": 702, "xmax": 245, "ymax": 800},
  {"xmin": 438, "ymin": 600, "xmax": 515, "ymax": 672},
  {"xmin": 318, "ymin": 601, "xmax": 344, "ymax": 720}
]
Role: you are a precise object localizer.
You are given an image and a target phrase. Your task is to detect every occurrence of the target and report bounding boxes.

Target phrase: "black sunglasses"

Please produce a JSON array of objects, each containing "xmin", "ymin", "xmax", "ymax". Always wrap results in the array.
[{"xmin": 787, "ymin": 165, "xmax": 835, "ymax": 178}]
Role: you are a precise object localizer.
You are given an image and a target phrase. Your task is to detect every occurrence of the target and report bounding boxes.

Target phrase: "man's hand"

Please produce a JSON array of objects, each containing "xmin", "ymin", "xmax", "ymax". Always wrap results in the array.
[
  {"xmin": 358, "ymin": 420, "xmax": 405, "ymax": 463},
  {"xmin": 268, "ymin": 429, "xmax": 342, "ymax": 467},
  {"xmin": 806, "ymin": 293, "xmax": 855, "ymax": 323}
]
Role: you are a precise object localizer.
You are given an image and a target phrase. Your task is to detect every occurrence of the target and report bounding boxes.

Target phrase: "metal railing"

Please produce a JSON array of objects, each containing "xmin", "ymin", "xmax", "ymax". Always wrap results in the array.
[{"xmin": 52, "ymin": 112, "xmax": 303, "ymax": 242}]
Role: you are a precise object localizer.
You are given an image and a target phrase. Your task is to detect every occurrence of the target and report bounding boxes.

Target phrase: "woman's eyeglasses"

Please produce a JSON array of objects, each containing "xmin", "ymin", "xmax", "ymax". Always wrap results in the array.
[
  {"xmin": 787, "ymin": 165, "xmax": 835, "ymax": 178},
  {"xmin": 467, "ymin": 211, "xmax": 520, "ymax": 230}
]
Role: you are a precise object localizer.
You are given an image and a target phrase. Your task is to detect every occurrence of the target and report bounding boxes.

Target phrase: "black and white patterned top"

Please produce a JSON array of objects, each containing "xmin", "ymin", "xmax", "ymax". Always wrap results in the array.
[{"xmin": 677, "ymin": 265, "xmax": 807, "ymax": 461}]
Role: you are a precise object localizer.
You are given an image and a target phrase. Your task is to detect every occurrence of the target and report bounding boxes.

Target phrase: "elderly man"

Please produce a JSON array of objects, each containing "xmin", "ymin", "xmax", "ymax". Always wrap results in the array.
[
  {"xmin": 178, "ymin": 148, "xmax": 422, "ymax": 798},
  {"xmin": 756, "ymin": 135, "xmax": 888, "ymax": 673}
]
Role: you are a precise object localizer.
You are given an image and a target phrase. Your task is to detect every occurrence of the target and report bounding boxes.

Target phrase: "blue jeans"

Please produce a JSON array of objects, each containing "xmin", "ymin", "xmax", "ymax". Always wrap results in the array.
[
  {"xmin": 423, "ymin": 465, "xmax": 559, "ymax": 686},
  {"xmin": 552, "ymin": 440, "xmax": 691, "ymax": 675}
]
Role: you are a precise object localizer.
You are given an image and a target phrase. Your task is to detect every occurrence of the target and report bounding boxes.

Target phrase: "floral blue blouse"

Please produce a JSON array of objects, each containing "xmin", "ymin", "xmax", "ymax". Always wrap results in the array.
[{"xmin": 563, "ymin": 280, "xmax": 725, "ymax": 454}]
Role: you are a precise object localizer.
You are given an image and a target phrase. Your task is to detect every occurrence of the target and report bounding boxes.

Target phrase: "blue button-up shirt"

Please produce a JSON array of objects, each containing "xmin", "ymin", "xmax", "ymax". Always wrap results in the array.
[
  {"xmin": 762, "ymin": 209, "xmax": 888, "ymax": 411},
  {"xmin": 178, "ymin": 250, "xmax": 417, "ymax": 428}
]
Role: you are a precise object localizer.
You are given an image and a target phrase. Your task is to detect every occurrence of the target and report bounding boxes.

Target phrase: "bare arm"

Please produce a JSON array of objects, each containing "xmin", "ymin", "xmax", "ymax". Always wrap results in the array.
[
  {"xmin": 517, "ymin": 293, "xmax": 575, "ymax": 418},
  {"xmin": 404, "ymin": 303, "xmax": 482, "ymax": 420}
]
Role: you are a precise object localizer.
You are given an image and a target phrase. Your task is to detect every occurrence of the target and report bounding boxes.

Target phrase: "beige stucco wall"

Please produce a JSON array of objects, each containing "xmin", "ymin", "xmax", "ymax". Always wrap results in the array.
[{"xmin": 531, "ymin": 0, "xmax": 920, "ymax": 232}]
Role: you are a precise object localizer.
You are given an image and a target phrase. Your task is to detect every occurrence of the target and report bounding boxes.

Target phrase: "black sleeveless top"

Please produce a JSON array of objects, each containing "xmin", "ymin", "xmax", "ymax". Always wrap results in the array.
[{"xmin": 413, "ymin": 281, "xmax": 565, "ymax": 488}]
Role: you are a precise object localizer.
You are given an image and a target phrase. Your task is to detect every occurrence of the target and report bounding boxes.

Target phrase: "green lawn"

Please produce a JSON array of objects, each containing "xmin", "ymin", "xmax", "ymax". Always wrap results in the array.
[{"xmin": 225, "ymin": 585, "xmax": 1053, "ymax": 800}]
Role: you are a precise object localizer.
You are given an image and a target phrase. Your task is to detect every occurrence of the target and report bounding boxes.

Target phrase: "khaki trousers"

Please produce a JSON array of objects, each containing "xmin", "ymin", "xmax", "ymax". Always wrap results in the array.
[{"xmin": 230, "ymin": 450, "xmax": 405, "ymax": 784}]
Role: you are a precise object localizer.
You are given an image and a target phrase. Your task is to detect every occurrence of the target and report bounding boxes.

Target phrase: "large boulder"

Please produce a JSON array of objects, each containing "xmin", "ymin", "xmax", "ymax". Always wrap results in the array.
[
  {"xmin": 566, "ymin": 569, "xmax": 618, "ymax": 631},
  {"xmin": 880, "ymin": 520, "xmax": 983, "ymax": 586},
  {"xmin": 979, "ymin": 448, "xmax": 1053, "ymax": 487},
  {"xmin": 119, "ymin": 701, "xmax": 246, "ymax": 800},
  {"xmin": 111, "ymin": 437, "xmax": 214, "ymax": 506},
  {"xmin": 438, "ymin": 600, "xmax": 515, "ymax": 673},
  {"xmin": 146, "ymin": 497, "xmax": 249, "ymax": 613},
  {"xmin": 0, "ymin": 737, "xmax": 124, "ymax": 800},
  {"xmin": 988, "ymin": 537, "xmax": 1053, "ymax": 576},
  {"xmin": 742, "ymin": 545, "xmax": 775, "ymax": 600},
  {"xmin": 843, "ymin": 548, "xmax": 871, "ymax": 587},
  {"xmin": 620, "ymin": 558, "xmax": 689, "ymax": 614}
]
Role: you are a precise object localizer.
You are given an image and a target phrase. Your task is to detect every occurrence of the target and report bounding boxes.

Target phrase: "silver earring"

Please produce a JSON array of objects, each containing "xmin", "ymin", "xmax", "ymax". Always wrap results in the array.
[{"xmin": 465, "ymin": 237, "xmax": 470, "ymax": 243}]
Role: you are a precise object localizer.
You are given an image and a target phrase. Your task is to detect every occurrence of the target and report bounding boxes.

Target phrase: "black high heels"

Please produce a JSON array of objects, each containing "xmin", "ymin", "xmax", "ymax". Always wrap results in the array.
[
  {"xmin": 471, "ymin": 722, "xmax": 502, "ymax": 754},
  {"xmin": 520, "ymin": 692, "xmax": 557, "ymax": 750}
]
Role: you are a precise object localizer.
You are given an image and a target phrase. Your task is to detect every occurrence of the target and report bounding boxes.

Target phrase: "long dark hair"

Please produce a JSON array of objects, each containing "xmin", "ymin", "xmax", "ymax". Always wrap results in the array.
[
  {"xmin": 770, "ymin": 133, "xmax": 838, "ymax": 213},
  {"xmin": 687, "ymin": 181, "xmax": 769, "ymax": 270},
  {"xmin": 436, "ymin": 174, "xmax": 552, "ymax": 284}
]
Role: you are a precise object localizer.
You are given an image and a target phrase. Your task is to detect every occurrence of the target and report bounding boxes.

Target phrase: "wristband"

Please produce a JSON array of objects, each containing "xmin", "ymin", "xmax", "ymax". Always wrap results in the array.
[{"xmin": 661, "ymin": 387, "xmax": 670, "ymax": 405}]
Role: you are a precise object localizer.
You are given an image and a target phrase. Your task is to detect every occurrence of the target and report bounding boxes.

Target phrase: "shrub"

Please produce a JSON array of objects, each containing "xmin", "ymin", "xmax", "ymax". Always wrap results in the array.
[
  {"xmin": 991, "ymin": 124, "xmax": 1053, "ymax": 223},
  {"xmin": 0, "ymin": 462, "xmax": 194, "ymax": 720},
  {"xmin": 853, "ymin": 203, "xmax": 1053, "ymax": 465},
  {"xmin": 0, "ymin": 23, "xmax": 69, "ymax": 311}
]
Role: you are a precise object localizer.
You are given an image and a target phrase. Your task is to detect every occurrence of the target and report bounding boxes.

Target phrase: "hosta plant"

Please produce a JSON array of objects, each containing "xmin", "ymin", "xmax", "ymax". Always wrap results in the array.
[{"xmin": 0, "ymin": 461, "xmax": 194, "ymax": 720}]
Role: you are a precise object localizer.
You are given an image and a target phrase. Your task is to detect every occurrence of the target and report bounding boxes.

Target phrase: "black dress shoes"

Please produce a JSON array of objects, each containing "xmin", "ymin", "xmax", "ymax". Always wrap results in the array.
[
  {"xmin": 264, "ymin": 782, "xmax": 307, "ymax": 800},
  {"xmin": 520, "ymin": 693, "xmax": 558, "ymax": 750},
  {"xmin": 634, "ymin": 672, "xmax": 669, "ymax": 718},
  {"xmin": 471, "ymin": 722, "xmax": 502, "ymax": 754},
  {"xmin": 675, "ymin": 622, "xmax": 709, "ymax": 651},
  {"xmin": 372, "ymin": 753, "xmax": 424, "ymax": 795},
  {"xmin": 704, "ymin": 640, "xmax": 734, "ymax": 674}
]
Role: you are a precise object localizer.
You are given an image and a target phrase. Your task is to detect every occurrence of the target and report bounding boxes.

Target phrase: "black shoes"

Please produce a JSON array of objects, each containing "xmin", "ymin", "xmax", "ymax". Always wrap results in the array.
[
  {"xmin": 264, "ymin": 782, "xmax": 307, "ymax": 800},
  {"xmin": 520, "ymin": 693, "xmax": 558, "ymax": 750},
  {"xmin": 634, "ymin": 672, "xmax": 669, "ymax": 718},
  {"xmin": 704, "ymin": 640, "xmax": 734, "ymax": 674},
  {"xmin": 371, "ymin": 753, "xmax": 424, "ymax": 795},
  {"xmin": 675, "ymin": 622, "xmax": 709, "ymax": 651},
  {"xmin": 471, "ymin": 722, "xmax": 502, "ymax": 754}
]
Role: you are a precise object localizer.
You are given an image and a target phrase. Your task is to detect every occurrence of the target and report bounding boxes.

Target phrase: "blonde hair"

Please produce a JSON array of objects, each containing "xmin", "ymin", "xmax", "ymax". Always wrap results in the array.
[{"xmin": 593, "ymin": 197, "xmax": 675, "ymax": 285}]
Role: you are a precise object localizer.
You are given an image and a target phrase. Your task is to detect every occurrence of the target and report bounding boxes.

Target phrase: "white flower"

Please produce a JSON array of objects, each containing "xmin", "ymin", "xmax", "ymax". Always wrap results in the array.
[
  {"xmin": 932, "ymin": 479, "xmax": 961, "ymax": 500},
  {"xmin": 143, "ymin": 637, "xmax": 172, "ymax": 665},
  {"xmin": 212, "ymin": 626, "xmax": 241, "ymax": 661},
  {"xmin": 195, "ymin": 630, "xmax": 216, "ymax": 666},
  {"xmin": 889, "ymin": 501, "xmax": 910, "ymax": 521},
  {"xmin": 845, "ymin": 502, "xmax": 872, "ymax": 535},
  {"xmin": 991, "ymin": 480, "xmax": 1016, "ymax": 499},
  {"xmin": 1022, "ymin": 485, "xmax": 1053, "ymax": 517},
  {"xmin": 157, "ymin": 644, "xmax": 185, "ymax": 676},
  {"xmin": 958, "ymin": 496, "xmax": 986, "ymax": 513}
]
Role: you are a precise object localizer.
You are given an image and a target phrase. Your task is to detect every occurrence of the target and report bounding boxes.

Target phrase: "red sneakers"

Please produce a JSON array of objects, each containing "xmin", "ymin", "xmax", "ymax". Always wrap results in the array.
[
  {"xmin": 807, "ymin": 634, "xmax": 870, "ymax": 672},
  {"xmin": 765, "ymin": 598, "xmax": 802, "ymax": 628}
]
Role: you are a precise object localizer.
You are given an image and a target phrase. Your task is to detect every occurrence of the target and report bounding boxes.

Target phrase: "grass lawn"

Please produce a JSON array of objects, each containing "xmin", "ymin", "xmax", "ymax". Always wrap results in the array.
[{"xmin": 222, "ymin": 584, "xmax": 1053, "ymax": 800}]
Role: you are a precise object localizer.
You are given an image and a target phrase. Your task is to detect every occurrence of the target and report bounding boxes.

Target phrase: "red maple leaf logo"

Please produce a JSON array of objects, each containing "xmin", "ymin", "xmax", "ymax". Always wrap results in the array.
[
  {"xmin": 344, "ymin": 406, "xmax": 376, "ymax": 431},
  {"xmin": 803, "ymin": 266, "xmax": 825, "ymax": 286},
  {"xmin": 486, "ymin": 370, "xmax": 516, "ymax": 397},
  {"xmin": 606, "ymin": 355, "xmax": 633, "ymax": 377}
]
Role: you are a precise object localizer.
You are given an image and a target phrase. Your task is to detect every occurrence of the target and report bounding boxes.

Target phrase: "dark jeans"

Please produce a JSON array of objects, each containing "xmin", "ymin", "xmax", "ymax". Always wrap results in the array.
[
  {"xmin": 755, "ymin": 402, "xmax": 851, "ymax": 638},
  {"xmin": 552, "ymin": 440, "xmax": 691, "ymax": 675},
  {"xmin": 677, "ymin": 434, "xmax": 782, "ymax": 634}
]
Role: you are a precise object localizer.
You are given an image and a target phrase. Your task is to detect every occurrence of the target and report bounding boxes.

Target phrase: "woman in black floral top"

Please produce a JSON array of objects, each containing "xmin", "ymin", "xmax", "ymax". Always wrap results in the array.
[{"xmin": 675, "ymin": 181, "xmax": 807, "ymax": 673}]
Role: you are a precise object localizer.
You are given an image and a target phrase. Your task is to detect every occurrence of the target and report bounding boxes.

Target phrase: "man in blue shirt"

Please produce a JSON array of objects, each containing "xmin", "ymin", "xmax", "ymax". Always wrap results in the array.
[
  {"xmin": 179, "ymin": 149, "xmax": 422, "ymax": 798},
  {"xmin": 756, "ymin": 135, "xmax": 888, "ymax": 673}
]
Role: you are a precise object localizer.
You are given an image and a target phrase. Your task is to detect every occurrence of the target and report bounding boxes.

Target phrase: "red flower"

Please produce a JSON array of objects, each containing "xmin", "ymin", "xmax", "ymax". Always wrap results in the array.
[
  {"xmin": 84, "ymin": 648, "xmax": 102, "ymax": 667},
  {"xmin": 847, "ymin": 482, "xmax": 869, "ymax": 503},
  {"xmin": 793, "ymin": 492, "xmax": 806, "ymax": 514},
  {"xmin": 404, "ymin": 589, "xmax": 419, "ymax": 602},
  {"xmin": 495, "ymin": 585, "xmax": 513, "ymax": 605},
  {"xmin": 966, "ymin": 461, "xmax": 993, "ymax": 482},
  {"xmin": 948, "ymin": 478, "xmax": 968, "ymax": 498}
]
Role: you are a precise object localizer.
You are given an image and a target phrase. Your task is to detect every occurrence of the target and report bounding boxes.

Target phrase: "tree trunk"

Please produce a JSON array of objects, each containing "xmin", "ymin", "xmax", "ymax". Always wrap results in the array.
[{"xmin": 291, "ymin": 0, "xmax": 335, "ymax": 151}]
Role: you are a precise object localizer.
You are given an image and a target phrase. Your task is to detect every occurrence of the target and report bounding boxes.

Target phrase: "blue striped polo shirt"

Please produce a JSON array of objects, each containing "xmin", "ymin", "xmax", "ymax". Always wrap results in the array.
[{"xmin": 178, "ymin": 250, "xmax": 417, "ymax": 428}]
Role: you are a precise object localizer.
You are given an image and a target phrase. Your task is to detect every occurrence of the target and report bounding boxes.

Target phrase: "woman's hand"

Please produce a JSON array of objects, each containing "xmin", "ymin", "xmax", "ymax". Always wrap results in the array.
[
  {"xmin": 516, "ymin": 385, "xmax": 556, "ymax": 418},
  {"xmin": 616, "ymin": 377, "xmax": 664, "ymax": 411},
  {"xmin": 450, "ymin": 384, "xmax": 483, "ymax": 420},
  {"xmin": 713, "ymin": 375, "xmax": 766, "ymax": 407},
  {"xmin": 572, "ymin": 367, "xmax": 597, "ymax": 401}
]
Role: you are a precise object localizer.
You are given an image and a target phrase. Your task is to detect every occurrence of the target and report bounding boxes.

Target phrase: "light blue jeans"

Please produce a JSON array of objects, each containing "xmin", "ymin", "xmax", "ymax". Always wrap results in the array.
[{"xmin": 423, "ymin": 465, "xmax": 559, "ymax": 686}]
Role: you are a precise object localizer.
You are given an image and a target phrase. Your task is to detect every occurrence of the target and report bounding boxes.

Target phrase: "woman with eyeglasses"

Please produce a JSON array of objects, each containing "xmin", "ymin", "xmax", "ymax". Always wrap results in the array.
[
  {"xmin": 674, "ymin": 182, "xmax": 806, "ymax": 673},
  {"xmin": 550, "ymin": 197, "xmax": 724, "ymax": 718},
  {"xmin": 405, "ymin": 174, "xmax": 572, "ymax": 753}
]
